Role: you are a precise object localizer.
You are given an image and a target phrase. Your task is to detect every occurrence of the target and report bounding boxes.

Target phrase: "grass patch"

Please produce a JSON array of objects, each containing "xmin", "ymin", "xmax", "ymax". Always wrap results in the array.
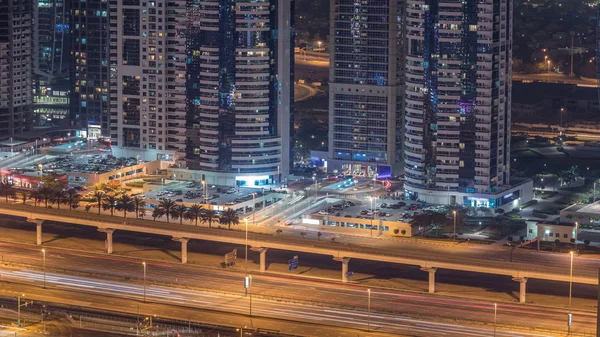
[{"xmin": 125, "ymin": 181, "xmax": 145, "ymax": 188}]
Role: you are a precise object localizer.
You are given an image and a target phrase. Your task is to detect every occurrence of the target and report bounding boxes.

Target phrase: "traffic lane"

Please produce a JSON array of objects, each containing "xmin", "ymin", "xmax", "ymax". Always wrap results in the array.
[
  {"xmin": 1, "ymin": 269, "xmax": 567, "ymax": 337},
  {"xmin": 0, "ymin": 278, "xmax": 377, "ymax": 337},
  {"xmin": 0, "ymin": 243, "xmax": 596, "ymax": 334}
]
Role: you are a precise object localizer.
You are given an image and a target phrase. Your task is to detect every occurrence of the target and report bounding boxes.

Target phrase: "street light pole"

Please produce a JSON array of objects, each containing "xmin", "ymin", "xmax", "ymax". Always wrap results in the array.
[
  {"xmin": 369, "ymin": 197, "xmax": 374, "ymax": 237},
  {"xmin": 568, "ymin": 251, "xmax": 574, "ymax": 335},
  {"xmin": 574, "ymin": 222, "xmax": 578, "ymax": 253},
  {"xmin": 494, "ymin": 303, "xmax": 497, "ymax": 337},
  {"xmin": 453, "ymin": 210, "xmax": 457, "ymax": 243},
  {"xmin": 41, "ymin": 249, "xmax": 46, "ymax": 289},
  {"xmin": 252, "ymin": 193, "xmax": 256, "ymax": 226},
  {"xmin": 245, "ymin": 218, "xmax": 248, "ymax": 278},
  {"xmin": 142, "ymin": 262, "xmax": 147, "ymax": 303},
  {"xmin": 367, "ymin": 288, "xmax": 371, "ymax": 332}
]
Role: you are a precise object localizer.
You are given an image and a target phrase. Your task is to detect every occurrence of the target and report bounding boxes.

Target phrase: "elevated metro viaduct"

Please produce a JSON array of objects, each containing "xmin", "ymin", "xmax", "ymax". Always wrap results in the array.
[{"xmin": 0, "ymin": 204, "xmax": 595, "ymax": 304}]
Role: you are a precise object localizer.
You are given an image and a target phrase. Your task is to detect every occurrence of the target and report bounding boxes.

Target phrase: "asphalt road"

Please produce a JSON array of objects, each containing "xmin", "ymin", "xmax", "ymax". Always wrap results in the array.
[
  {"xmin": 0, "ymin": 243, "xmax": 596, "ymax": 336},
  {"xmin": 1, "ymin": 268, "xmax": 587, "ymax": 337}
]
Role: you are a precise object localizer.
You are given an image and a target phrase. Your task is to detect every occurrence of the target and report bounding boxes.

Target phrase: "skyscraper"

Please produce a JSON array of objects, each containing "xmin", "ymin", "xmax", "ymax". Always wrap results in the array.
[
  {"xmin": 33, "ymin": 0, "xmax": 71, "ymax": 127},
  {"xmin": 403, "ymin": 0, "xmax": 531, "ymax": 207},
  {"xmin": 108, "ymin": 0, "xmax": 187, "ymax": 161},
  {"xmin": 0, "ymin": 0, "xmax": 33, "ymax": 136},
  {"xmin": 71, "ymin": 0, "xmax": 110, "ymax": 137},
  {"xmin": 183, "ymin": 0, "xmax": 294, "ymax": 187},
  {"xmin": 328, "ymin": 0, "xmax": 405, "ymax": 178}
]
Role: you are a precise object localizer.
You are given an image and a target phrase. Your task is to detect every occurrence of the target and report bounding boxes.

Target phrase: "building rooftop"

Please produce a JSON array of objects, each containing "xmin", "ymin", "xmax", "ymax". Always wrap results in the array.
[{"xmin": 569, "ymin": 201, "xmax": 600, "ymax": 215}]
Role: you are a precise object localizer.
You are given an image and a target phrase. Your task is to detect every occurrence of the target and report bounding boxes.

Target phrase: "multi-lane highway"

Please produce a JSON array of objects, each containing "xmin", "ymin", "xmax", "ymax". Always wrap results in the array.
[{"xmin": 0, "ymin": 243, "xmax": 596, "ymax": 336}]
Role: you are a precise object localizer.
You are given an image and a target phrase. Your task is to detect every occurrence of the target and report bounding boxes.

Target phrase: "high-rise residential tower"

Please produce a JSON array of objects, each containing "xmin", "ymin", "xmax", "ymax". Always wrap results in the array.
[
  {"xmin": 183, "ymin": 0, "xmax": 294, "ymax": 187},
  {"xmin": 0, "ymin": 0, "xmax": 33, "ymax": 136},
  {"xmin": 108, "ymin": 0, "xmax": 187, "ymax": 161},
  {"xmin": 70, "ymin": 0, "xmax": 110, "ymax": 137},
  {"xmin": 33, "ymin": 0, "xmax": 71, "ymax": 127},
  {"xmin": 403, "ymin": 0, "xmax": 531, "ymax": 207},
  {"xmin": 328, "ymin": 0, "xmax": 405, "ymax": 178}
]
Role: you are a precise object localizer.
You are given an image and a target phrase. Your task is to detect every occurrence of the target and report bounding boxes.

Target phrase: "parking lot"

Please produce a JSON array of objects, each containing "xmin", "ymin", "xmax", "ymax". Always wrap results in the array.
[
  {"xmin": 13, "ymin": 153, "xmax": 141, "ymax": 175},
  {"xmin": 311, "ymin": 198, "xmax": 433, "ymax": 222},
  {"xmin": 141, "ymin": 181, "xmax": 285, "ymax": 211}
]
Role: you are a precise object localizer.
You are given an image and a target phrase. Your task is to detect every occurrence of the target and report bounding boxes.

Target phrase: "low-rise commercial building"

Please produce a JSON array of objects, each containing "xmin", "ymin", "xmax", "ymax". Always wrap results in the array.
[{"xmin": 526, "ymin": 220, "xmax": 576, "ymax": 243}]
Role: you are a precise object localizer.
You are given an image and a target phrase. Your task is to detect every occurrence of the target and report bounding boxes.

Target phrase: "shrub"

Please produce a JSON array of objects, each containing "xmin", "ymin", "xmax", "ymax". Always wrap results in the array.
[
  {"xmin": 401, "ymin": 229, "xmax": 407, "ymax": 235},
  {"xmin": 393, "ymin": 228, "xmax": 399, "ymax": 235}
]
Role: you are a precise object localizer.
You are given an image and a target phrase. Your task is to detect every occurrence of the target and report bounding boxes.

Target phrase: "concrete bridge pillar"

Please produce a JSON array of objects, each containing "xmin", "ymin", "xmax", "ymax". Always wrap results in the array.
[
  {"xmin": 512, "ymin": 277, "xmax": 528, "ymax": 303},
  {"xmin": 421, "ymin": 267, "xmax": 437, "ymax": 294},
  {"xmin": 98, "ymin": 228, "xmax": 116, "ymax": 254},
  {"xmin": 341, "ymin": 258, "xmax": 351, "ymax": 283},
  {"xmin": 27, "ymin": 219, "xmax": 45, "ymax": 246},
  {"xmin": 258, "ymin": 248, "xmax": 268, "ymax": 273},
  {"xmin": 172, "ymin": 238, "xmax": 190, "ymax": 264}
]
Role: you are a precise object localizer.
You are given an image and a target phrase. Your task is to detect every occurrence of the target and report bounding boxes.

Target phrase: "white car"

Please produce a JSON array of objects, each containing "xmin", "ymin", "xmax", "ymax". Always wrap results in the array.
[{"xmin": 318, "ymin": 210, "xmax": 329, "ymax": 215}]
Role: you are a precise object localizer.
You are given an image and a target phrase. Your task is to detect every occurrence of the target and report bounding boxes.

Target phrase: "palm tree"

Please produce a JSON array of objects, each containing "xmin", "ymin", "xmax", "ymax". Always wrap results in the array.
[
  {"xmin": 66, "ymin": 188, "xmax": 80, "ymax": 211},
  {"xmin": 200, "ymin": 208, "xmax": 219, "ymax": 228},
  {"xmin": 186, "ymin": 204, "xmax": 203, "ymax": 226},
  {"xmin": 158, "ymin": 199, "xmax": 176, "ymax": 223},
  {"xmin": 93, "ymin": 190, "xmax": 105, "ymax": 215},
  {"xmin": 53, "ymin": 189, "xmax": 68, "ymax": 210},
  {"xmin": 0, "ymin": 182, "xmax": 14, "ymax": 203},
  {"xmin": 102, "ymin": 194, "xmax": 118, "ymax": 216},
  {"xmin": 219, "ymin": 208, "xmax": 239, "ymax": 230},
  {"xmin": 152, "ymin": 207, "xmax": 165, "ymax": 221},
  {"xmin": 171, "ymin": 204, "xmax": 188, "ymax": 225},
  {"xmin": 132, "ymin": 196, "xmax": 146, "ymax": 219},
  {"xmin": 117, "ymin": 194, "xmax": 134, "ymax": 218},
  {"xmin": 31, "ymin": 190, "xmax": 42, "ymax": 207},
  {"xmin": 19, "ymin": 191, "xmax": 29, "ymax": 204},
  {"xmin": 37, "ymin": 186, "xmax": 54, "ymax": 208}
]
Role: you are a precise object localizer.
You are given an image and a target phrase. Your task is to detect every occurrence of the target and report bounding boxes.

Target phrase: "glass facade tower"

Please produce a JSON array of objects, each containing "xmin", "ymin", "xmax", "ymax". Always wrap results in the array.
[
  {"xmin": 328, "ymin": 0, "xmax": 405, "ymax": 178},
  {"xmin": 403, "ymin": 0, "xmax": 513, "ymax": 205},
  {"xmin": 185, "ymin": 0, "xmax": 294, "ymax": 187},
  {"xmin": 0, "ymin": 0, "xmax": 33, "ymax": 136}
]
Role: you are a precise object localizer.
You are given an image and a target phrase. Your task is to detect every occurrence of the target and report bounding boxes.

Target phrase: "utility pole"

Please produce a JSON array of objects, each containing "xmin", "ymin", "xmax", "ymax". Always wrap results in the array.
[
  {"xmin": 17, "ymin": 296, "xmax": 33, "ymax": 327},
  {"xmin": 597, "ymin": 269, "xmax": 600, "ymax": 337},
  {"xmin": 570, "ymin": 31, "xmax": 575, "ymax": 77}
]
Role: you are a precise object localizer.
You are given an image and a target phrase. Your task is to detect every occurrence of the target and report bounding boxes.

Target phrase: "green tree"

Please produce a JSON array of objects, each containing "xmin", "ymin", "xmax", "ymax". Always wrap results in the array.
[
  {"xmin": 117, "ymin": 194, "xmax": 134, "ymax": 218},
  {"xmin": 41, "ymin": 172, "xmax": 67, "ymax": 190},
  {"xmin": 158, "ymin": 199, "xmax": 176, "ymax": 223},
  {"xmin": 0, "ymin": 182, "xmax": 14, "ymax": 203},
  {"xmin": 19, "ymin": 191, "xmax": 29, "ymax": 204},
  {"xmin": 171, "ymin": 204, "xmax": 188, "ymax": 225},
  {"xmin": 102, "ymin": 194, "xmax": 118, "ymax": 216},
  {"xmin": 66, "ymin": 188, "xmax": 80, "ymax": 211},
  {"xmin": 152, "ymin": 207, "xmax": 165, "ymax": 221},
  {"xmin": 53, "ymin": 189, "xmax": 68, "ymax": 210},
  {"xmin": 37, "ymin": 186, "xmax": 54, "ymax": 208},
  {"xmin": 200, "ymin": 208, "xmax": 219, "ymax": 228},
  {"xmin": 185, "ymin": 204, "xmax": 203, "ymax": 226},
  {"xmin": 219, "ymin": 208, "xmax": 240, "ymax": 230},
  {"xmin": 93, "ymin": 190, "xmax": 105, "ymax": 215},
  {"xmin": 132, "ymin": 196, "xmax": 146, "ymax": 219},
  {"xmin": 31, "ymin": 190, "xmax": 42, "ymax": 207}
]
